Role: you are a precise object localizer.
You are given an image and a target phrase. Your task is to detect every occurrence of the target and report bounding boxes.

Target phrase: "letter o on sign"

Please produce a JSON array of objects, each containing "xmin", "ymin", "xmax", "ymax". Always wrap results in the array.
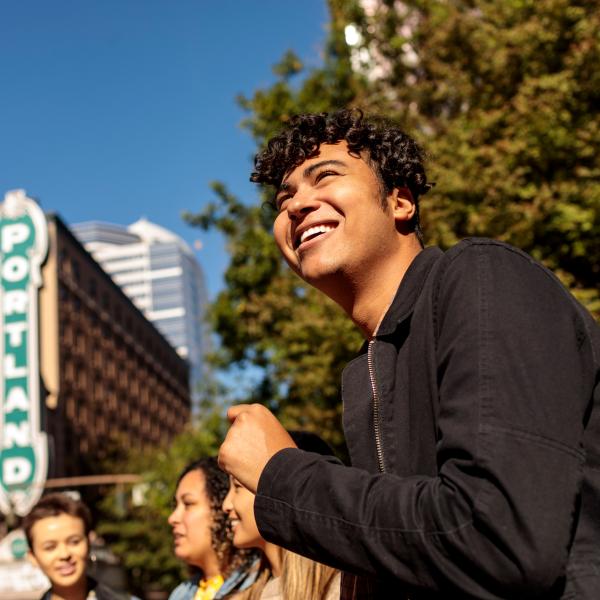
[{"xmin": 2, "ymin": 256, "xmax": 29, "ymax": 282}]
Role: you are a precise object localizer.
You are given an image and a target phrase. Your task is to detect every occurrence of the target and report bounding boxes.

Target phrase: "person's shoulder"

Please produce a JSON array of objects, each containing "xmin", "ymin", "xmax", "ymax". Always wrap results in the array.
[
  {"xmin": 167, "ymin": 578, "xmax": 198, "ymax": 600},
  {"xmin": 439, "ymin": 238, "xmax": 598, "ymax": 326},
  {"xmin": 440, "ymin": 237, "xmax": 559, "ymax": 283},
  {"xmin": 444, "ymin": 237, "xmax": 534, "ymax": 264},
  {"xmin": 217, "ymin": 559, "xmax": 261, "ymax": 598}
]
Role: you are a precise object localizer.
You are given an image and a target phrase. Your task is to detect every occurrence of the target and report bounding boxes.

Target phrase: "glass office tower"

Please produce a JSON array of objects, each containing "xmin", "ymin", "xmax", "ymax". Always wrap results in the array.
[{"xmin": 72, "ymin": 219, "xmax": 207, "ymax": 414}]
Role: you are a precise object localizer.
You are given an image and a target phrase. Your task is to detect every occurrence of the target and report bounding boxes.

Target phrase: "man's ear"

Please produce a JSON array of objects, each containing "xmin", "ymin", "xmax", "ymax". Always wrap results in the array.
[{"xmin": 388, "ymin": 187, "xmax": 416, "ymax": 225}]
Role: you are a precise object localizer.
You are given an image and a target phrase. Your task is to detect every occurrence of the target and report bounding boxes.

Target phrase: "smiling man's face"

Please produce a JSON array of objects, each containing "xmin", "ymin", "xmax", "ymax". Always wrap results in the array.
[{"xmin": 273, "ymin": 141, "xmax": 401, "ymax": 296}]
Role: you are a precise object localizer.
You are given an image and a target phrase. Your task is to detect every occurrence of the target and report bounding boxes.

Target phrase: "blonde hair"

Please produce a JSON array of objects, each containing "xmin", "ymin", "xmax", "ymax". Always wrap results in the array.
[
  {"xmin": 227, "ymin": 555, "xmax": 272, "ymax": 600},
  {"xmin": 229, "ymin": 549, "xmax": 337, "ymax": 600},
  {"xmin": 226, "ymin": 431, "xmax": 339, "ymax": 599},
  {"xmin": 280, "ymin": 549, "xmax": 338, "ymax": 599}
]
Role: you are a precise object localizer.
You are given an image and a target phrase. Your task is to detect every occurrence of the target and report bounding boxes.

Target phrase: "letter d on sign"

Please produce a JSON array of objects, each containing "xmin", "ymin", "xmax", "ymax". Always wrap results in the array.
[{"xmin": 3, "ymin": 457, "xmax": 32, "ymax": 485}]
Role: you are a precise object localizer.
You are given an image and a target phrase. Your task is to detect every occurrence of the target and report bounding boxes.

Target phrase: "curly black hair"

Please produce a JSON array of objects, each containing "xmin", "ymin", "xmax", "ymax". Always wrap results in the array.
[
  {"xmin": 250, "ymin": 109, "xmax": 432, "ymax": 241},
  {"xmin": 176, "ymin": 457, "xmax": 255, "ymax": 578}
]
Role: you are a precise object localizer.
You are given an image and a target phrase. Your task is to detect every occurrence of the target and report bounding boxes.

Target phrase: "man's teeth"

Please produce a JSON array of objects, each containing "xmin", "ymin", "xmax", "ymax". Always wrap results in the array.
[{"xmin": 300, "ymin": 225, "xmax": 335, "ymax": 244}]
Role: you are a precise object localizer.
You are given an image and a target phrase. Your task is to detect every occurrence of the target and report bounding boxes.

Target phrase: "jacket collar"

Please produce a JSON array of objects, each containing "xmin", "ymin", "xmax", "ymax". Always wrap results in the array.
[{"xmin": 376, "ymin": 246, "xmax": 443, "ymax": 337}]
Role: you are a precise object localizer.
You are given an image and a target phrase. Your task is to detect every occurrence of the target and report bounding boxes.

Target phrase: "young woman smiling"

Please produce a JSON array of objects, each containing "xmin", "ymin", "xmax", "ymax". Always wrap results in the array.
[
  {"xmin": 168, "ymin": 457, "xmax": 257, "ymax": 600},
  {"xmin": 23, "ymin": 493, "xmax": 131, "ymax": 600},
  {"xmin": 222, "ymin": 432, "xmax": 339, "ymax": 600}
]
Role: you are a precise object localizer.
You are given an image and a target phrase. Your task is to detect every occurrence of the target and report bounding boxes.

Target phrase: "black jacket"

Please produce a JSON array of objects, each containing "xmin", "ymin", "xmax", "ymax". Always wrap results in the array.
[
  {"xmin": 255, "ymin": 239, "xmax": 600, "ymax": 599},
  {"xmin": 40, "ymin": 577, "xmax": 133, "ymax": 600}
]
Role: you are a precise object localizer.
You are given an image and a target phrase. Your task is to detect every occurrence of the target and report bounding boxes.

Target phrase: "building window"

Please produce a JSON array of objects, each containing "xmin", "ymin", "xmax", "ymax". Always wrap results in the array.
[{"xmin": 72, "ymin": 259, "xmax": 80, "ymax": 282}]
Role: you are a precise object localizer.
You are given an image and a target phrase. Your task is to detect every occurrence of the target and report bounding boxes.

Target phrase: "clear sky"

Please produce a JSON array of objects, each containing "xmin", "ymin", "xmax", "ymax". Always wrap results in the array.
[{"xmin": 0, "ymin": 0, "xmax": 328, "ymax": 298}]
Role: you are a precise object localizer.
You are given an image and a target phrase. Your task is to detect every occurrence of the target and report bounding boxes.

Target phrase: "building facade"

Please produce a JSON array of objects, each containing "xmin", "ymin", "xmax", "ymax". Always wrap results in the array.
[
  {"xmin": 0, "ymin": 190, "xmax": 190, "ymax": 519},
  {"xmin": 71, "ymin": 219, "xmax": 207, "ymax": 413}
]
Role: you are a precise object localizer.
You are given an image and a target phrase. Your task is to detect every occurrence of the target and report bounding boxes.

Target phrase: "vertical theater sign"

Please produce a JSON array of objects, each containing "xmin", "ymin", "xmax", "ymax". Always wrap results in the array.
[{"xmin": 0, "ymin": 190, "xmax": 48, "ymax": 516}]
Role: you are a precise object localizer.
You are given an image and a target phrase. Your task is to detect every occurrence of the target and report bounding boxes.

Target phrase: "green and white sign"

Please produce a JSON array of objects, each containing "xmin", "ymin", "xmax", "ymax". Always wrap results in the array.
[{"xmin": 0, "ymin": 189, "xmax": 48, "ymax": 516}]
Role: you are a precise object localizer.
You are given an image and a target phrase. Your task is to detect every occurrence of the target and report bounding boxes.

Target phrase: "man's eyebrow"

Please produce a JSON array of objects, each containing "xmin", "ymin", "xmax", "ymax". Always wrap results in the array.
[
  {"xmin": 303, "ymin": 159, "xmax": 347, "ymax": 178},
  {"xmin": 278, "ymin": 159, "xmax": 347, "ymax": 194}
]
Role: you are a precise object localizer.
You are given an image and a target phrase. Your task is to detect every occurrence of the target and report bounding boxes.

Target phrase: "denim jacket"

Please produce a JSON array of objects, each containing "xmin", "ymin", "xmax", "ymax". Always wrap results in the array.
[
  {"xmin": 255, "ymin": 239, "xmax": 600, "ymax": 598},
  {"xmin": 168, "ymin": 562, "xmax": 259, "ymax": 600}
]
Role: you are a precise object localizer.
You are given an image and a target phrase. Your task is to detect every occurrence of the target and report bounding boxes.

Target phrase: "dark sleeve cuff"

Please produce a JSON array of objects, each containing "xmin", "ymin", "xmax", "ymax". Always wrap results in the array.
[
  {"xmin": 257, "ymin": 447, "xmax": 301, "ymax": 494},
  {"xmin": 254, "ymin": 447, "xmax": 342, "ymax": 546}
]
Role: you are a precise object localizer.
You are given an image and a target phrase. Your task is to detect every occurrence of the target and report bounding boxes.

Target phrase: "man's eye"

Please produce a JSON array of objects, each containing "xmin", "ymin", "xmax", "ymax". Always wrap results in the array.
[
  {"xmin": 276, "ymin": 196, "xmax": 291, "ymax": 211},
  {"xmin": 315, "ymin": 170, "xmax": 337, "ymax": 182}
]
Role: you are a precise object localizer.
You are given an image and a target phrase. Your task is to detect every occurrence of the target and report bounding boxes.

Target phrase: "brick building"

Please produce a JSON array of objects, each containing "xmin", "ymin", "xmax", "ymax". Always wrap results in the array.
[
  {"xmin": 0, "ymin": 191, "xmax": 190, "ymax": 518},
  {"xmin": 43, "ymin": 214, "xmax": 191, "ymax": 478}
]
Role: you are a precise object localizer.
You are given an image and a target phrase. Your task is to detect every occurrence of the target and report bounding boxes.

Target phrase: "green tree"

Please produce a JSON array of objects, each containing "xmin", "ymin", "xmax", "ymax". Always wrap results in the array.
[
  {"xmin": 340, "ymin": 0, "xmax": 600, "ymax": 312},
  {"xmin": 183, "ymin": 11, "xmax": 366, "ymax": 452},
  {"xmin": 185, "ymin": 0, "xmax": 599, "ymax": 454}
]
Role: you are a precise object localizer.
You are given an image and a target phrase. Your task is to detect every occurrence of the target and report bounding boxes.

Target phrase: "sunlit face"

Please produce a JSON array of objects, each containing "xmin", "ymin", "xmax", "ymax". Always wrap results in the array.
[
  {"xmin": 168, "ymin": 470, "xmax": 217, "ymax": 569},
  {"xmin": 28, "ymin": 513, "xmax": 89, "ymax": 593},
  {"xmin": 273, "ymin": 142, "xmax": 401, "ymax": 296},
  {"xmin": 222, "ymin": 478, "xmax": 263, "ymax": 550}
]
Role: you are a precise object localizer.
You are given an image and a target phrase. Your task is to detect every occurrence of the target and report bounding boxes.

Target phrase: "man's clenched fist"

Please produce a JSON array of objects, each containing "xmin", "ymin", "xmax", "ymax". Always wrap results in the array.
[{"xmin": 218, "ymin": 404, "xmax": 297, "ymax": 493}]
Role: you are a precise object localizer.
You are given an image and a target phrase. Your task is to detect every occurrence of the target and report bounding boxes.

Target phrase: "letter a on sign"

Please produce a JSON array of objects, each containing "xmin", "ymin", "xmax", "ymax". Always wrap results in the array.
[{"xmin": 0, "ymin": 190, "xmax": 48, "ymax": 517}]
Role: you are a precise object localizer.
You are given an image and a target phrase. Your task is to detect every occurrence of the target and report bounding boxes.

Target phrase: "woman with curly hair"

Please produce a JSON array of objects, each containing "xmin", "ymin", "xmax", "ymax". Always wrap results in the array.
[{"xmin": 168, "ymin": 457, "xmax": 257, "ymax": 600}]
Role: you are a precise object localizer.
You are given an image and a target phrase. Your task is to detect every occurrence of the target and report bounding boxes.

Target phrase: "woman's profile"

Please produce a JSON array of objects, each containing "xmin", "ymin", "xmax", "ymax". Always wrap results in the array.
[
  {"xmin": 168, "ymin": 456, "xmax": 257, "ymax": 600},
  {"xmin": 222, "ymin": 432, "xmax": 340, "ymax": 600}
]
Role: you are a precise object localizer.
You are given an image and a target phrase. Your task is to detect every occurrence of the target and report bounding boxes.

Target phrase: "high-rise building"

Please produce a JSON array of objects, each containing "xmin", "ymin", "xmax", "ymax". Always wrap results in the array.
[{"xmin": 71, "ymin": 219, "xmax": 208, "ymax": 412}]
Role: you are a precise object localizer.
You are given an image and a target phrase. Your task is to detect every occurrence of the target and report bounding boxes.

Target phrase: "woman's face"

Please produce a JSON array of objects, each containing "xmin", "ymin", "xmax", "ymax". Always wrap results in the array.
[
  {"xmin": 222, "ymin": 477, "xmax": 263, "ymax": 550},
  {"xmin": 168, "ymin": 469, "xmax": 217, "ymax": 569},
  {"xmin": 28, "ymin": 513, "xmax": 89, "ymax": 593}
]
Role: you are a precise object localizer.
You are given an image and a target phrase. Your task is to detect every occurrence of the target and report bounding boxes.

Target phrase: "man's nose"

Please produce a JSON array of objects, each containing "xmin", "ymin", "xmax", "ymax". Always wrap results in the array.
[{"xmin": 286, "ymin": 186, "xmax": 320, "ymax": 220}]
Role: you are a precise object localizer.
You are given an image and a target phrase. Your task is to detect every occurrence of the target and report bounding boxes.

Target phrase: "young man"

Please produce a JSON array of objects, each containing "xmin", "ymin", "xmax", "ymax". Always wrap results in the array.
[
  {"xmin": 218, "ymin": 110, "xmax": 600, "ymax": 598},
  {"xmin": 23, "ymin": 493, "xmax": 130, "ymax": 600}
]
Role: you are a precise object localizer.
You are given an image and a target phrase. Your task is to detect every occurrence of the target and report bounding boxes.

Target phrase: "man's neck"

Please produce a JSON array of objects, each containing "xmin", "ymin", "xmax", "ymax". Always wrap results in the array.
[{"xmin": 348, "ymin": 240, "xmax": 422, "ymax": 338}]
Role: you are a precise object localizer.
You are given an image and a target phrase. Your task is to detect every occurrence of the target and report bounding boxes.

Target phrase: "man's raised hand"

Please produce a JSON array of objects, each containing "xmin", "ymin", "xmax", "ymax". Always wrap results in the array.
[{"xmin": 218, "ymin": 404, "xmax": 297, "ymax": 493}]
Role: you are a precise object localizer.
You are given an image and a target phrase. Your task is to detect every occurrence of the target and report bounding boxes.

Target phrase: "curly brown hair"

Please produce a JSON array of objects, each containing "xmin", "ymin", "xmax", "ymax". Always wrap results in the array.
[
  {"xmin": 250, "ymin": 109, "xmax": 432, "ymax": 242},
  {"xmin": 176, "ymin": 457, "xmax": 255, "ymax": 579}
]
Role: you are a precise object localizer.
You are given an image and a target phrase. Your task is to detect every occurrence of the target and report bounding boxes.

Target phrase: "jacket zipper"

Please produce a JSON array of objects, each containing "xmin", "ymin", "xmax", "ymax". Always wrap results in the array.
[{"xmin": 367, "ymin": 339, "xmax": 386, "ymax": 473}]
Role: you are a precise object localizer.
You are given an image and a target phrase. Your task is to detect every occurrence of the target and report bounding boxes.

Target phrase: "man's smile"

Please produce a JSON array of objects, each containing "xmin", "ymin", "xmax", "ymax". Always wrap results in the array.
[{"xmin": 293, "ymin": 221, "xmax": 338, "ymax": 250}]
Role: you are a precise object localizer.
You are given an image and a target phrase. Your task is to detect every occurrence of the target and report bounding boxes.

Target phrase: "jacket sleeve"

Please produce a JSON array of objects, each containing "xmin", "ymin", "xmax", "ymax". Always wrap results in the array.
[{"xmin": 254, "ymin": 242, "xmax": 596, "ymax": 597}]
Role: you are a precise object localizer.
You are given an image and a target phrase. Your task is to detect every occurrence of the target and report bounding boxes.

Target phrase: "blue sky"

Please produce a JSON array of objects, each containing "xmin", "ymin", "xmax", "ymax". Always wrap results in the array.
[{"xmin": 0, "ymin": 0, "xmax": 329, "ymax": 298}]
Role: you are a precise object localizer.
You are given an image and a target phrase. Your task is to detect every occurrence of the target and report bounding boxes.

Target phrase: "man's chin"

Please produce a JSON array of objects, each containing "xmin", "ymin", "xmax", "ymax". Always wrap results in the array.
[{"xmin": 298, "ymin": 261, "xmax": 342, "ymax": 287}]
